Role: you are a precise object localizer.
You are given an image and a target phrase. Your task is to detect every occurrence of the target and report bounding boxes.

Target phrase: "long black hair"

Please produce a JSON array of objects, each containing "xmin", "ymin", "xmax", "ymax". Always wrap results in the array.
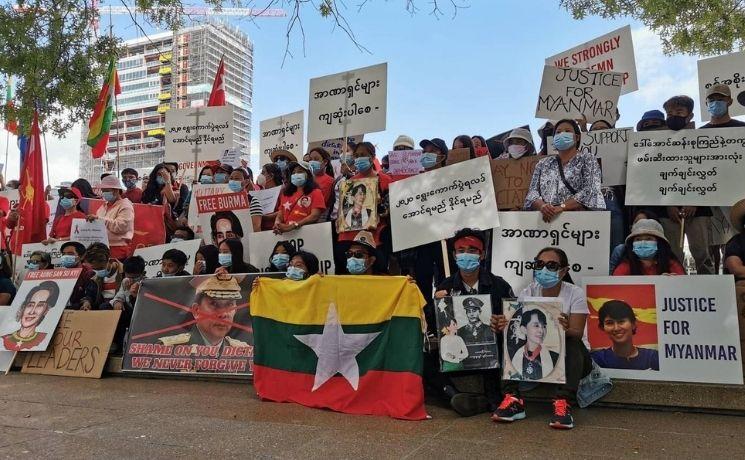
[
  {"xmin": 282, "ymin": 162, "xmax": 318, "ymax": 196},
  {"xmin": 269, "ymin": 241, "xmax": 297, "ymax": 271},
  {"xmin": 219, "ymin": 238, "xmax": 252, "ymax": 273},
  {"xmin": 623, "ymin": 236, "xmax": 679, "ymax": 275},
  {"xmin": 453, "ymin": 135, "xmax": 476, "ymax": 159},
  {"xmin": 552, "ymin": 119, "xmax": 582, "ymax": 150},
  {"xmin": 293, "ymin": 250, "xmax": 320, "ymax": 276},
  {"xmin": 141, "ymin": 163, "xmax": 171, "ymax": 204},
  {"xmin": 308, "ymin": 147, "xmax": 335, "ymax": 176},
  {"xmin": 71, "ymin": 179, "xmax": 98, "ymax": 199},
  {"xmin": 536, "ymin": 246, "xmax": 574, "ymax": 284},
  {"xmin": 262, "ymin": 163, "xmax": 284, "ymax": 187},
  {"xmin": 196, "ymin": 245, "xmax": 219, "ymax": 275}
]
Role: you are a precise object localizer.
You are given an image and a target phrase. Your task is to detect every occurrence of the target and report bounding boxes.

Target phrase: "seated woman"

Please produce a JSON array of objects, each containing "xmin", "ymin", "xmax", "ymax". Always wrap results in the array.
[
  {"xmin": 195, "ymin": 245, "xmax": 219, "ymax": 275},
  {"xmin": 609, "ymin": 209, "xmax": 657, "ymax": 273},
  {"xmin": 216, "ymin": 238, "xmax": 258, "ymax": 274},
  {"xmin": 274, "ymin": 161, "xmax": 325, "ymax": 235},
  {"xmin": 491, "ymin": 247, "xmax": 592, "ymax": 430},
  {"xmin": 45, "ymin": 187, "xmax": 86, "ymax": 243},
  {"xmin": 497, "ymin": 128, "xmax": 536, "ymax": 160},
  {"xmin": 27, "ymin": 250, "xmax": 52, "ymax": 271},
  {"xmin": 268, "ymin": 241, "xmax": 297, "ymax": 272},
  {"xmin": 612, "ymin": 219, "xmax": 686, "ymax": 276},
  {"xmin": 285, "ymin": 250, "xmax": 320, "ymax": 281},
  {"xmin": 228, "ymin": 167, "xmax": 262, "ymax": 232},
  {"xmin": 591, "ymin": 300, "xmax": 659, "ymax": 371},
  {"xmin": 524, "ymin": 119, "xmax": 605, "ymax": 222}
]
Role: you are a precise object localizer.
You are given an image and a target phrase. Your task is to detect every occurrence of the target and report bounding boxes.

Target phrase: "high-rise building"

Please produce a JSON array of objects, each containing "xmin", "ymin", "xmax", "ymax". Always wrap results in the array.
[{"xmin": 79, "ymin": 21, "xmax": 253, "ymax": 182}]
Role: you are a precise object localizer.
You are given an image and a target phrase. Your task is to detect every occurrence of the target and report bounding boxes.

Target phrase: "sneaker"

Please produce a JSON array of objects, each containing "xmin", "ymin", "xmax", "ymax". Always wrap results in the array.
[
  {"xmin": 549, "ymin": 399, "xmax": 574, "ymax": 429},
  {"xmin": 450, "ymin": 393, "xmax": 490, "ymax": 417},
  {"xmin": 491, "ymin": 394, "xmax": 526, "ymax": 422}
]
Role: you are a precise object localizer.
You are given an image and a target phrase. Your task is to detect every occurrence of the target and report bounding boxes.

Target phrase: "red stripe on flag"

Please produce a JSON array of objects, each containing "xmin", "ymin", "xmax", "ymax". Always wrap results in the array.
[{"xmin": 253, "ymin": 364, "xmax": 428, "ymax": 421}]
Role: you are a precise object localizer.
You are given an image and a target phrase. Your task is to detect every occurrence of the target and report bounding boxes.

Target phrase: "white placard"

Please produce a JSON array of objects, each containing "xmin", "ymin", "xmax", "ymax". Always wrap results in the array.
[
  {"xmin": 247, "ymin": 222, "xmax": 335, "ymax": 274},
  {"xmin": 548, "ymin": 128, "xmax": 631, "ymax": 186},
  {"xmin": 70, "ymin": 218, "xmax": 109, "ymax": 246},
  {"xmin": 491, "ymin": 211, "xmax": 610, "ymax": 293},
  {"xmin": 625, "ymin": 127, "xmax": 745, "ymax": 206},
  {"xmin": 249, "ymin": 186, "xmax": 281, "ymax": 215},
  {"xmin": 389, "ymin": 156, "xmax": 500, "ymax": 252},
  {"xmin": 46, "ymin": 199, "xmax": 59, "ymax": 238},
  {"xmin": 388, "ymin": 149, "xmax": 423, "ymax": 176},
  {"xmin": 133, "ymin": 240, "xmax": 201, "ymax": 278},
  {"xmin": 536, "ymin": 65, "xmax": 623, "ymax": 123},
  {"xmin": 697, "ymin": 50, "xmax": 745, "ymax": 122},
  {"xmin": 164, "ymin": 105, "xmax": 234, "ymax": 181},
  {"xmin": 219, "ymin": 148, "xmax": 241, "ymax": 168},
  {"xmin": 308, "ymin": 134, "xmax": 364, "ymax": 160},
  {"xmin": 259, "ymin": 110, "xmax": 304, "ymax": 160},
  {"xmin": 308, "ymin": 63, "xmax": 387, "ymax": 142},
  {"xmin": 0, "ymin": 189, "xmax": 19, "ymax": 210},
  {"xmin": 194, "ymin": 190, "xmax": 253, "ymax": 258},
  {"xmin": 546, "ymin": 25, "xmax": 638, "ymax": 94},
  {"xmin": 584, "ymin": 276, "xmax": 742, "ymax": 384},
  {"xmin": 14, "ymin": 242, "xmax": 65, "ymax": 284},
  {"xmin": 187, "ymin": 183, "xmax": 231, "ymax": 235}
]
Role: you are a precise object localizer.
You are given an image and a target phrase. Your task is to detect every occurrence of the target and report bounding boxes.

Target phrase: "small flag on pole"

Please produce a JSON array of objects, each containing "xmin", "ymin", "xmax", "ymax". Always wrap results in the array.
[{"xmin": 87, "ymin": 59, "xmax": 121, "ymax": 159}]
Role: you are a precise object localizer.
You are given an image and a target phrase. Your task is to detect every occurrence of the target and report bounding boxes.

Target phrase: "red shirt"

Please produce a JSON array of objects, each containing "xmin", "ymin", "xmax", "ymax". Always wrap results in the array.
[
  {"xmin": 612, "ymin": 259, "xmax": 686, "ymax": 276},
  {"xmin": 50, "ymin": 210, "xmax": 86, "ymax": 239},
  {"xmin": 315, "ymin": 173, "xmax": 335, "ymax": 205},
  {"xmin": 279, "ymin": 188, "xmax": 326, "ymax": 224},
  {"xmin": 337, "ymin": 172, "xmax": 391, "ymax": 243},
  {"xmin": 123, "ymin": 187, "xmax": 143, "ymax": 204}
]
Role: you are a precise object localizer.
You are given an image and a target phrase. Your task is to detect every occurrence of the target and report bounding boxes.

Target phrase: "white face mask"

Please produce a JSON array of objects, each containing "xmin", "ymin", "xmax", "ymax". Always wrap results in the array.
[
  {"xmin": 508, "ymin": 144, "xmax": 527, "ymax": 159},
  {"xmin": 256, "ymin": 174, "xmax": 267, "ymax": 187}
]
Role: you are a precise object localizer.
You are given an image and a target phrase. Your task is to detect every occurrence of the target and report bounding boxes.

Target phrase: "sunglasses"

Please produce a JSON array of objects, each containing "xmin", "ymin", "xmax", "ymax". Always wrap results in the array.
[
  {"xmin": 533, "ymin": 260, "xmax": 563, "ymax": 272},
  {"xmin": 345, "ymin": 251, "xmax": 368, "ymax": 259}
]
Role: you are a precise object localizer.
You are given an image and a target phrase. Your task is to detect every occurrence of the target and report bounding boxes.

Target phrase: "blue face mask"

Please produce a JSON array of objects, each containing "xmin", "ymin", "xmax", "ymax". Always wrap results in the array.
[
  {"xmin": 156, "ymin": 176, "xmax": 166, "ymax": 186},
  {"xmin": 200, "ymin": 175, "xmax": 214, "ymax": 184},
  {"xmin": 455, "ymin": 253, "xmax": 481, "ymax": 273},
  {"xmin": 291, "ymin": 173, "xmax": 307, "ymax": 187},
  {"xmin": 343, "ymin": 154, "xmax": 355, "ymax": 166},
  {"xmin": 420, "ymin": 152, "xmax": 438, "ymax": 169},
  {"xmin": 707, "ymin": 100, "xmax": 728, "ymax": 118},
  {"xmin": 123, "ymin": 179, "xmax": 137, "ymax": 190},
  {"xmin": 218, "ymin": 253, "xmax": 233, "ymax": 267},
  {"xmin": 276, "ymin": 159, "xmax": 288, "ymax": 171},
  {"xmin": 534, "ymin": 267, "xmax": 561, "ymax": 289},
  {"xmin": 271, "ymin": 253, "xmax": 290, "ymax": 269},
  {"xmin": 632, "ymin": 240, "xmax": 658, "ymax": 259},
  {"xmin": 60, "ymin": 198, "xmax": 75, "ymax": 210},
  {"xmin": 26, "ymin": 262, "xmax": 39, "ymax": 271},
  {"xmin": 552, "ymin": 132, "xmax": 576, "ymax": 151},
  {"xmin": 102, "ymin": 191, "xmax": 116, "ymax": 202},
  {"xmin": 228, "ymin": 180, "xmax": 243, "ymax": 192},
  {"xmin": 346, "ymin": 257, "xmax": 367, "ymax": 275},
  {"xmin": 286, "ymin": 266, "xmax": 306, "ymax": 281},
  {"xmin": 170, "ymin": 237, "xmax": 183, "ymax": 243},
  {"xmin": 354, "ymin": 157, "xmax": 372, "ymax": 173},
  {"xmin": 309, "ymin": 160, "xmax": 322, "ymax": 174},
  {"xmin": 214, "ymin": 173, "xmax": 227, "ymax": 183},
  {"xmin": 59, "ymin": 254, "xmax": 78, "ymax": 268},
  {"xmin": 95, "ymin": 269, "xmax": 109, "ymax": 278}
]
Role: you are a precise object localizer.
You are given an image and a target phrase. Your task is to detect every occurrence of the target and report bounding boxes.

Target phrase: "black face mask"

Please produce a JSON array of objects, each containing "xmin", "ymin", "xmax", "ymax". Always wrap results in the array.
[{"xmin": 665, "ymin": 116, "xmax": 688, "ymax": 131}]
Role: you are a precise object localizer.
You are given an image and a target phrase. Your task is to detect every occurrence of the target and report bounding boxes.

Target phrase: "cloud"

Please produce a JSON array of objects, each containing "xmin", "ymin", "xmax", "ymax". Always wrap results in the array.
[{"xmin": 0, "ymin": 123, "xmax": 81, "ymax": 185}]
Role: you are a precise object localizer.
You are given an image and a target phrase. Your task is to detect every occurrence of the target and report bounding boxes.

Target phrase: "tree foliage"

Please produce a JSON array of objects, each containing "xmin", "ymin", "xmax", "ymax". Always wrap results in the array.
[{"xmin": 560, "ymin": 0, "xmax": 745, "ymax": 56}]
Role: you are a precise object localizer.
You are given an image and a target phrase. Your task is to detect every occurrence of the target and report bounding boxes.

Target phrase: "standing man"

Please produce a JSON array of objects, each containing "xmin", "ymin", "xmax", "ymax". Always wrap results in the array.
[{"xmin": 701, "ymin": 84, "xmax": 745, "ymax": 128}]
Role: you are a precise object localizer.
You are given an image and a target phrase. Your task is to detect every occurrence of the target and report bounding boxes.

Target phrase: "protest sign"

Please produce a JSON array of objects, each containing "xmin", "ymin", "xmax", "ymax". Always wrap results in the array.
[
  {"xmin": 70, "ymin": 218, "xmax": 109, "ymax": 246},
  {"xmin": 625, "ymin": 128, "xmax": 745, "ymax": 206},
  {"xmin": 490, "ymin": 156, "xmax": 541, "ymax": 210},
  {"xmin": 22, "ymin": 310, "xmax": 121, "ymax": 378},
  {"xmin": 389, "ymin": 156, "xmax": 500, "ymax": 252},
  {"xmin": 0, "ymin": 189, "xmax": 19, "ymax": 209},
  {"xmin": 14, "ymin": 242, "xmax": 65, "ymax": 285},
  {"xmin": 547, "ymin": 25, "xmax": 638, "ymax": 94},
  {"xmin": 387, "ymin": 149, "xmax": 423, "ymax": 176},
  {"xmin": 445, "ymin": 148, "xmax": 472, "ymax": 166},
  {"xmin": 307, "ymin": 134, "xmax": 364, "ymax": 159},
  {"xmin": 491, "ymin": 211, "xmax": 610, "ymax": 293},
  {"xmin": 164, "ymin": 105, "xmax": 234, "ymax": 181},
  {"xmin": 249, "ymin": 186, "xmax": 281, "ymax": 215},
  {"xmin": 46, "ymin": 198, "xmax": 58, "ymax": 238},
  {"xmin": 697, "ymin": 50, "xmax": 745, "ymax": 121},
  {"xmin": 548, "ymin": 128, "xmax": 631, "ymax": 186},
  {"xmin": 259, "ymin": 110, "xmax": 304, "ymax": 161},
  {"xmin": 80, "ymin": 200, "xmax": 166, "ymax": 250},
  {"xmin": 219, "ymin": 148, "xmax": 241, "ymax": 168},
  {"xmin": 337, "ymin": 178, "xmax": 379, "ymax": 233},
  {"xmin": 0, "ymin": 351, "xmax": 14, "ymax": 374},
  {"xmin": 187, "ymin": 183, "xmax": 230, "ymax": 232},
  {"xmin": 134, "ymin": 240, "xmax": 201, "ymax": 278},
  {"xmin": 535, "ymin": 65, "xmax": 623, "ymax": 123},
  {"xmin": 195, "ymin": 189, "xmax": 253, "ymax": 256},
  {"xmin": 435, "ymin": 295, "xmax": 499, "ymax": 372},
  {"xmin": 248, "ymin": 222, "xmax": 335, "ymax": 274},
  {"xmin": 584, "ymin": 276, "xmax": 743, "ymax": 384},
  {"xmin": 123, "ymin": 273, "xmax": 280, "ymax": 377},
  {"xmin": 0, "ymin": 268, "xmax": 82, "ymax": 352},
  {"xmin": 308, "ymin": 63, "xmax": 387, "ymax": 142},
  {"xmin": 502, "ymin": 298, "xmax": 566, "ymax": 384}
]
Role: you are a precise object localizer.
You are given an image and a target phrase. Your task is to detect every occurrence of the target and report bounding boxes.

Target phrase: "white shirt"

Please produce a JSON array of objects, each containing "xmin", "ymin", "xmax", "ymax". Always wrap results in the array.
[{"xmin": 518, "ymin": 281, "xmax": 590, "ymax": 348}]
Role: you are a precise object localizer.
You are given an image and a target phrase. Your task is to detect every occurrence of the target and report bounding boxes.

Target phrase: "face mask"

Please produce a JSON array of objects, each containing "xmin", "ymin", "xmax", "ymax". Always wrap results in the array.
[
  {"xmin": 102, "ymin": 191, "xmax": 116, "ymax": 202},
  {"xmin": 343, "ymin": 154, "xmax": 355, "ymax": 166},
  {"xmin": 156, "ymin": 176, "xmax": 166, "ymax": 186},
  {"xmin": 552, "ymin": 132, "xmax": 576, "ymax": 151},
  {"xmin": 286, "ymin": 266, "xmax": 306, "ymax": 281},
  {"xmin": 59, "ymin": 255, "xmax": 78, "ymax": 268},
  {"xmin": 218, "ymin": 253, "xmax": 233, "ymax": 267},
  {"xmin": 276, "ymin": 159, "xmax": 288, "ymax": 171},
  {"xmin": 420, "ymin": 152, "xmax": 438, "ymax": 169},
  {"xmin": 455, "ymin": 253, "xmax": 481, "ymax": 272},
  {"xmin": 123, "ymin": 179, "xmax": 137, "ymax": 190},
  {"xmin": 271, "ymin": 253, "xmax": 290, "ymax": 269},
  {"xmin": 666, "ymin": 115, "xmax": 688, "ymax": 131},
  {"xmin": 200, "ymin": 175, "xmax": 214, "ymax": 184},
  {"xmin": 60, "ymin": 198, "xmax": 75, "ymax": 210},
  {"xmin": 95, "ymin": 269, "xmax": 109, "ymax": 278},
  {"xmin": 346, "ymin": 257, "xmax": 367, "ymax": 275},
  {"xmin": 534, "ymin": 267, "xmax": 561, "ymax": 289},
  {"xmin": 291, "ymin": 173, "xmax": 307, "ymax": 187},
  {"xmin": 256, "ymin": 174, "xmax": 267, "ymax": 187},
  {"xmin": 707, "ymin": 100, "xmax": 728, "ymax": 118},
  {"xmin": 632, "ymin": 240, "xmax": 658, "ymax": 259},
  {"xmin": 309, "ymin": 160, "xmax": 322, "ymax": 174},
  {"xmin": 228, "ymin": 180, "xmax": 243, "ymax": 192},
  {"xmin": 214, "ymin": 173, "xmax": 227, "ymax": 183},
  {"xmin": 26, "ymin": 262, "xmax": 39, "ymax": 271},
  {"xmin": 170, "ymin": 237, "xmax": 183, "ymax": 243},
  {"xmin": 507, "ymin": 144, "xmax": 527, "ymax": 159},
  {"xmin": 354, "ymin": 157, "xmax": 372, "ymax": 173}
]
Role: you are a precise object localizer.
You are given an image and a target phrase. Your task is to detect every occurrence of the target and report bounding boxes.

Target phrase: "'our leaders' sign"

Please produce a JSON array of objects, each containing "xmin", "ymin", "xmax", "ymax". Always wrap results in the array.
[{"xmin": 536, "ymin": 65, "xmax": 623, "ymax": 123}]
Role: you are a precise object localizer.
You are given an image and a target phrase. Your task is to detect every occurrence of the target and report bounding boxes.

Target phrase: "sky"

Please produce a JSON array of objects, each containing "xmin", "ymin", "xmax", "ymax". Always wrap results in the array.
[{"xmin": 0, "ymin": 0, "xmax": 706, "ymax": 184}]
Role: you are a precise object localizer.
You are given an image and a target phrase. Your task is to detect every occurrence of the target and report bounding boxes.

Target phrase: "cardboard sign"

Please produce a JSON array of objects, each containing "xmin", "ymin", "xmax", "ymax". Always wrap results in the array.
[
  {"xmin": 490, "ymin": 211, "xmax": 610, "ymax": 293},
  {"xmin": 387, "ymin": 149, "xmax": 423, "ymax": 176},
  {"xmin": 389, "ymin": 156, "xmax": 500, "ymax": 252},
  {"xmin": 259, "ymin": 110, "xmax": 304, "ymax": 160},
  {"xmin": 697, "ymin": 50, "xmax": 745, "ymax": 122},
  {"xmin": 308, "ymin": 63, "xmax": 387, "ymax": 142},
  {"xmin": 584, "ymin": 276, "xmax": 743, "ymax": 384},
  {"xmin": 625, "ymin": 127, "xmax": 745, "ymax": 206},
  {"xmin": 536, "ymin": 65, "xmax": 623, "ymax": 123},
  {"xmin": 548, "ymin": 128, "xmax": 631, "ymax": 186},
  {"xmin": 249, "ymin": 186, "xmax": 282, "ymax": 215},
  {"xmin": 133, "ymin": 240, "xmax": 202, "ymax": 278},
  {"xmin": 490, "ymin": 156, "xmax": 542, "ymax": 210},
  {"xmin": 445, "ymin": 148, "xmax": 472, "ymax": 166},
  {"xmin": 247, "ymin": 222, "xmax": 335, "ymax": 274},
  {"xmin": 21, "ymin": 310, "xmax": 121, "ymax": 378},
  {"xmin": 70, "ymin": 218, "xmax": 109, "ymax": 246},
  {"xmin": 337, "ymin": 178, "xmax": 379, "ymax": 233},
  {"xmin": 0, "ymin": 269, "xmax": 83, "ymax": 352},
  {"xmin": 547, "ymin": 25, "xmax": 638, "ymax": 94},
  {"xmin": 307, "ymin": 134, "xmax": 364, "ymax": 160},
  {"xmin": 164, "ymin": 105, "xmax": 234, "ymax": 181}
]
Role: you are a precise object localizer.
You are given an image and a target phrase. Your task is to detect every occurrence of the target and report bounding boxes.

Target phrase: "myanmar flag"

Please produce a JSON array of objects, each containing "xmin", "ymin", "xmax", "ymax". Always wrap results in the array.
[
  {"xmin": 87, "ymin": 59, "xmax": 121, "ymax": 159},
  {"xmin": 252, "ymin": 275, "xmax": 428, "ymax": 420}
]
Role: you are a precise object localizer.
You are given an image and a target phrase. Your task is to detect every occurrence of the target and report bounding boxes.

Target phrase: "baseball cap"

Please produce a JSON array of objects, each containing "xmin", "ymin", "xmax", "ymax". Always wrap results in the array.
[
  {"xmin": 419, "ymin": 138, "xmax": 449, "ymax": 155},
  {"xmin": 706, "ymin": 83, "xmax": 731, "ymax": 99}
]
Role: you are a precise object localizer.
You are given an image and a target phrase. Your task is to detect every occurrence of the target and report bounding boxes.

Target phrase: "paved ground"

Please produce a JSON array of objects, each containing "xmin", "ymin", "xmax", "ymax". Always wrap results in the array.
[{"xmin": 1, "ymin": 374, "xmax": 744, "ymax": 459}]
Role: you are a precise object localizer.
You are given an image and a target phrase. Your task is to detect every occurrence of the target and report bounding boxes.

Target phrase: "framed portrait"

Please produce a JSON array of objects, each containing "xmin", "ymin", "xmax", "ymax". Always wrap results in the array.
[
  {"xmin": 435, "ymin": 295, "xmax": 499, "ymax": 372},
  {"xmin": 337, "ymin": 178, "xmax": 379, "ymax": 233},
  {"xmin": 502, "ymin": 298, "xmax": 566, "ymax": 384}
]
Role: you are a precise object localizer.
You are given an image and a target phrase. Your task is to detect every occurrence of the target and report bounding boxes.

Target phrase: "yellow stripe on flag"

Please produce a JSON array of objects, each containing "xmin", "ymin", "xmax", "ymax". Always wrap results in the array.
[
  {"xmin": 588, "ymin": 297, "xmax": 657, "ymax": 324},
  {"xmin": 251, "ymin": 275, "xmax": 426, "ymax": 325}
]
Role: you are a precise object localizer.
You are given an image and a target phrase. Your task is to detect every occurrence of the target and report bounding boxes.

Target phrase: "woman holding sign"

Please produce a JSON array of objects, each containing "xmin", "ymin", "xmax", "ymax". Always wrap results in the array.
[{"xmin": 524, "ymin": 119, "xmax": 605, "ymax": 223}]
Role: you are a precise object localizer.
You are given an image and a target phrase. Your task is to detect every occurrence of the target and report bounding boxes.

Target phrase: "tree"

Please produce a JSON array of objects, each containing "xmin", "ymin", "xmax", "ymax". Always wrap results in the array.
[{"xmin": 560, "ymin": 0, "xmax": 745, "ymax": 56}]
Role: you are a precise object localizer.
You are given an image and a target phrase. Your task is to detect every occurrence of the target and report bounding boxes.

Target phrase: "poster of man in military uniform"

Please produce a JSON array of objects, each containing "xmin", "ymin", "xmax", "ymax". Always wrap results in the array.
[{"xmin": 439, "ymin": 295, "xmax": 499, "ymax": 371}]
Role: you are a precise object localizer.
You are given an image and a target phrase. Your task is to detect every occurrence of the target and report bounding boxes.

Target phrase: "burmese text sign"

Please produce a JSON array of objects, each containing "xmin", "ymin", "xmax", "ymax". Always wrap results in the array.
[
  {"xmin": 697, "ymin": 50, "xmax": 745, "ymax": 121},
  {"xmin": 259, "ymin": 110, "xmax": 304, "ymax": 160},
  {"xmin": 248, "ymin": 222, "xmax": 335, "ymax": 274},
  {"xmin": 133, "ymin": 240, "xmax": 201, "ymax": 278}
]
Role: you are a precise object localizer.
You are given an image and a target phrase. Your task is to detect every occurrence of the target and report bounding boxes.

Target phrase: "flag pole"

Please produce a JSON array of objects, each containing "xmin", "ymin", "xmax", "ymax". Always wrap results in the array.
[
  {"xmin": 3, "ymin": 130, "xmax": 8, "ymax": 180},
  {"xmin": 42, "ymin": 130, "xmax": 51, "ymax": 188},
  {"xmin": 114, "ymin": 92, "xmax": 121, "ymax": 177}
]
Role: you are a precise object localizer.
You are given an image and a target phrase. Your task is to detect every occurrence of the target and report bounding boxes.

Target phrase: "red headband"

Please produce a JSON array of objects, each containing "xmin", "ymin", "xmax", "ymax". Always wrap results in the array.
[{"xmin": 454, "ymin": 236, "xmax": 484, "ymax": 251}]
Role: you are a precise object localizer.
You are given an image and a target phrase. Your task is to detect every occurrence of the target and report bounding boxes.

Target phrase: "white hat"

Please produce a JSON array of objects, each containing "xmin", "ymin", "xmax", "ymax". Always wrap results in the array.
[
  {"xmin": 503, "ymin": 127, "xmax": 535, "ymax": 148},
  {"xmin": 625, "ymin": 219, "xmax": 668, "ymax": 244},
  {"xmin": 99, "ymin": 175, "xmax": 125, "ymax": 191},
  {"xmin": 393, "ymin": 135, "xmax": 415, "ymax": 150}
]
